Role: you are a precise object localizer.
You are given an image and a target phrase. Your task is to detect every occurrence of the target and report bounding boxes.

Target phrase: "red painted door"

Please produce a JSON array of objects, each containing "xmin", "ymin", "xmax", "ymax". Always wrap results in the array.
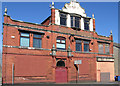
[{"xmin": 55, "ymin": 67, "xmax": 67, "ymax": 83}]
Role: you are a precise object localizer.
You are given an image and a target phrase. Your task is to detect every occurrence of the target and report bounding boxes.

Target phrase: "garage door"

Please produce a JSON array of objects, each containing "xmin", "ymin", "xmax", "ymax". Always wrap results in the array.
[{"xmin": 100, "ymin": 72, "xmax": 110, "ymax": 82}]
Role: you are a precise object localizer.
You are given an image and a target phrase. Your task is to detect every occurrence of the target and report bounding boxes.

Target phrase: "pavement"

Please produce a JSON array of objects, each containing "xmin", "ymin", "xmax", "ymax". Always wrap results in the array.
[{"xmin": 1, "ymin": 82, "xmax": 120, "ymax": 86}]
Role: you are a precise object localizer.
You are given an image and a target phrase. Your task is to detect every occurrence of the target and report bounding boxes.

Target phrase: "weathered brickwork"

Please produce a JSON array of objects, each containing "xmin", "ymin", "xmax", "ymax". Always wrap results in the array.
[{"xmin": 2, "ymin": 1, "xmax": 114, "ymax": 84}]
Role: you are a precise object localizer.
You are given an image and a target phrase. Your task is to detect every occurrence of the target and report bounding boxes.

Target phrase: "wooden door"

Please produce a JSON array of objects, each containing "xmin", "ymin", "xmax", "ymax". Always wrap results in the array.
[{"xmin": 55, "ymin": 67, "xmax": 67, "ymax": 83}]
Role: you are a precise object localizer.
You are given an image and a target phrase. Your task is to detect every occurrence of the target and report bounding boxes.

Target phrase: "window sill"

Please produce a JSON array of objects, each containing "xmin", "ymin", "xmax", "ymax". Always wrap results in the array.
[
  {"xmin": 56, "ymin": 49, "xmax": 67, "ymax": 52},
  {"xmin": 98, "ymin": 53, "xmax": 110, "ymax": 55},
  {"xmin": 71, "ymin": 27, "xmax": 81, "ymax": 31},
  {"xmin": 84, "ymin": 30, "xmax": 90, "ymax": 31},
  {"xmin": 74, "ymin": 51, "xmax": 92, "ymax": 54},
  {"xmin": 60, "ymin": 25, "xmax": 67, "ymax": 27},
  {"xmin": 19, "ymin": 46, "xmax": 50, "ymax": 50}
]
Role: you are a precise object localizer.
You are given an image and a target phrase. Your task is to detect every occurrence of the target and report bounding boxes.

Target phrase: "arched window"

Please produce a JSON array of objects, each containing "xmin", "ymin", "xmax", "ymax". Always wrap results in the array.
[
  {"xmin": 56, "ymin": 60, "xmax": 65, "ymax": 67},
  {"xmin": 56, "ymin": 36, "xmax": 66, "ymax": 50}
]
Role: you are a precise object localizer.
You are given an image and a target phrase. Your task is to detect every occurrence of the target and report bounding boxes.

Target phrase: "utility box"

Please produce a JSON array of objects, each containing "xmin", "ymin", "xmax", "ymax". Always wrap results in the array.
[
  {"xmin": 118, "ymin": 76, "xmax": 120, "ymax": 81},
  {"xmin": 115, "ymin": 76, "xmax": 120, "ymax": 81}
]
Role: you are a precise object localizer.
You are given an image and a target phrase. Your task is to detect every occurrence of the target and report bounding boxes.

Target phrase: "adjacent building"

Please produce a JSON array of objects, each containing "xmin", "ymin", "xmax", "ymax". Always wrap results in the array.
[
  {"xmin": 114, "ymin": 43, "xmax": 120, "ymax": 77},
  {"xmin": 2, "ymin": 0, "xmax": 114, "ymax": 84}
]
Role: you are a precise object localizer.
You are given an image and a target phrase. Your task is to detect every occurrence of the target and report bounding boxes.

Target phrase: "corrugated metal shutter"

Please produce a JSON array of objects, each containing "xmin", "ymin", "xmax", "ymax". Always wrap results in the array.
[{"xmin": 100, "ymin": 72, "xmax": 110, "ymax": 82}]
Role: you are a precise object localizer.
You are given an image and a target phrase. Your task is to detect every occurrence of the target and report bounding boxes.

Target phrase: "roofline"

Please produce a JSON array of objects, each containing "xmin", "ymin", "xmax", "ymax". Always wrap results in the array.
[
  {"xmin": 58, "ymin": 9, "xmax": 91, "ymax": 19},
  {"xmin": 113, "ymin": 42, "xmax": 120, "ymax": 48},
  {"xmin": 98, "ymin": 34, "xmax": 110, "ymax": 38},
  {"xmin": 4, "ymin": 15, "xmax": 49, "ymax": 27},
  {"xmin": 41, "ymin": 16, "xmax": 51, "ymax": 24}
]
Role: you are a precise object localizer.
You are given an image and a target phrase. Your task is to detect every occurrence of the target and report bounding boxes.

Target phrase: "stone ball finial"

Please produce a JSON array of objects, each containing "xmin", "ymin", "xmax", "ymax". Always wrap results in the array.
[
  {"xmin": 110, "ymin": 30, "xmax": 112, "ymax": 35},
  {"xmin": 51, "ymin": 1, "xmax": 54, "ymax": 8},
  {"xmin": 92, "ymin": 14, "xmax": 94, "ymax": 19},
  {"xmin": 4, "ymin": 7, "xmax": 7, "ymax": 15}
]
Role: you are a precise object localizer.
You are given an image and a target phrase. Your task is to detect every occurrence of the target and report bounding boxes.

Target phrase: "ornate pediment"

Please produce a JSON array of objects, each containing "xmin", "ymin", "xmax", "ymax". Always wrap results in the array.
[{"xmin": 62, "ymin": 0, "xmax": 86, "ymax": 17}]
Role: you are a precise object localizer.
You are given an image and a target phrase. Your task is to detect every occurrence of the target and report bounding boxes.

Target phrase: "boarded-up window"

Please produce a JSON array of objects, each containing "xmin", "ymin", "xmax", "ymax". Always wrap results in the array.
[
  {"xmin": 100, "ymin": 72, "xmax": 110, "ymax": 82},
  {"xmin": 15, "ymin": 56, "xmax": 49, "ymax": 76},
  {"xmin": 105, "ymin": 44, "xmax": 110, "ymax": 54},
  {"xmin": 98, "ymin": 44, "xmax": 103, "ymax": 53}
]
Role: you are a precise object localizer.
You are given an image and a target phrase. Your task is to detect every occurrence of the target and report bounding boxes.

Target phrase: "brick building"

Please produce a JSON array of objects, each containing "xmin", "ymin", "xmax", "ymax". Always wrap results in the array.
[{"xmin": 2, "ymin": 0, "xmax": 114, "ymax": 84}]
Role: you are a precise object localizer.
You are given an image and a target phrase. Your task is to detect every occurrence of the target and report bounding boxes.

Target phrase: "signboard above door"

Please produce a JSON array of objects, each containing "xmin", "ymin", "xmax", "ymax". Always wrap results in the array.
[{"xmin": 74, "ymin": 60, "xmax": 82, "ymax": 64}]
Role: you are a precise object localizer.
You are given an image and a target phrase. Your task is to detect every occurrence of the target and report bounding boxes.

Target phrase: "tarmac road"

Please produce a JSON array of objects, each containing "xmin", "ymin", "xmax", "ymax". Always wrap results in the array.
[{"xmin": 1, "ymin": 82, "xmax": 120, "ymax": 86}]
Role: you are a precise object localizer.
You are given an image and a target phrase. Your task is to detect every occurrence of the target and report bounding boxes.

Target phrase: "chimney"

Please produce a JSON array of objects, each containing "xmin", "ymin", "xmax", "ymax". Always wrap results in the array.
[
  {"xmin": 51, "ymin": 2, "xmax": 55, "ymax": 24},
  {"xmin": 92, "ymin": 14, "xmax": 95, "ymax": 32},
  {"xmin": 110, "ymin": 30, "xmax": 113, "ymax": 41}
]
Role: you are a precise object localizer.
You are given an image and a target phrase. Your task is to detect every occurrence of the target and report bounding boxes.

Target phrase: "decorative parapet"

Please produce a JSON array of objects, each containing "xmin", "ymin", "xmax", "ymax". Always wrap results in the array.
[{"xmin": 62, "ymin": 0, "xmax": 86, "ymax": 17}]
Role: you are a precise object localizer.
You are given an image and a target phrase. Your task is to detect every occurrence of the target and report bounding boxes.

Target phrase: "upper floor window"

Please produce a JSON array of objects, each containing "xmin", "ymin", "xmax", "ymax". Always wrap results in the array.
[
  {"xmin": 33, "ymin": 34, "xmax": 42, "ymax": 48},
  {"xmin": 56, "ymin": 36, "xmax": 66, "ymax": 50},
  {"xmin": 20, "ymin": 32, "xmax": 30, "ymax": 47},
  {"xmin": 71, "ymin": 16, "xmax": 80, "ymax": 28},
  {"xmin": 105, "ymin": 44, "xmax": 110, "ymax": 54},
  {"xmin": 60, "ymin": 13, "xmax": 67, "ymax": 26},
  {"xmin": 84, "ymin": 18, "xmax": 90, "ymax": 30},
  {"xmin": 76, "ymin": 40, "xmax": 82, "ymax": 51},
  {"xmin": 84, "ymin": 41, "xmax": 89, "ymax": 52},
  {"xmin": 76, "ymin": 39, "xmax": 90, "ymax": 52},
  {"xmin": 98, "ymin": 43, "xmax": 103, "ymax": 53}
]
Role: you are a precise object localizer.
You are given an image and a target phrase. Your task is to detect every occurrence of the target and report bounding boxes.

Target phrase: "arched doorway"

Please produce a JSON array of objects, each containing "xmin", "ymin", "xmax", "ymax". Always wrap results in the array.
[{"xmin": 55, "ymin": 60, "xmax": 67, "ymax": 83}]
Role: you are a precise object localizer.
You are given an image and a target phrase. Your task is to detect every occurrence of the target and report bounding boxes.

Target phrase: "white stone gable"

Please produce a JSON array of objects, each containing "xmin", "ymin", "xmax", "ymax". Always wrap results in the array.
[{"xmin": 62, "ymin": 1, "xmax": 87, "ymax": 17}]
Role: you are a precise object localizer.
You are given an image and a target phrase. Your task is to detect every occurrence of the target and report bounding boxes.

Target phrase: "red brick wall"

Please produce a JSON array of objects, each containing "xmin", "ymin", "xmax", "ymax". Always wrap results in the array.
[
  {"xmin": 93, "ymin": 19, "xmax": 95, "ymax": 31},
  {"xmin": 51, "ymin": 8, "xmax": 55, "ymax": 24},
  {"xmin": 42, "ymin": 18, "xmax": 50, "ymax": 25},
  {"xmin": 2, "ymin": 14, "xmax": 113, "ymax": 84}
]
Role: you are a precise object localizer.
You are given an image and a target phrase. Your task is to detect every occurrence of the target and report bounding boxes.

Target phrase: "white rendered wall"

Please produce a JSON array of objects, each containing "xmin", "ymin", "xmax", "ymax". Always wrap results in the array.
[
  {"xmin": 67, "ymin": 14, "xmax": 70, "ymax": 27},
  {"xmin": 81, "ymin": 18, "xmax": 84, "ymax": 30},
  {"xmin": 89, "ymin": 18, "xmax": 93, "ymax": 31},
  {"xmin": 54, "ymin": 1, "xmax": 94, "ymax": 32},
  {"xmin": 55, "ymin": 9, "xmax": 60, "ymax": 25}
]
